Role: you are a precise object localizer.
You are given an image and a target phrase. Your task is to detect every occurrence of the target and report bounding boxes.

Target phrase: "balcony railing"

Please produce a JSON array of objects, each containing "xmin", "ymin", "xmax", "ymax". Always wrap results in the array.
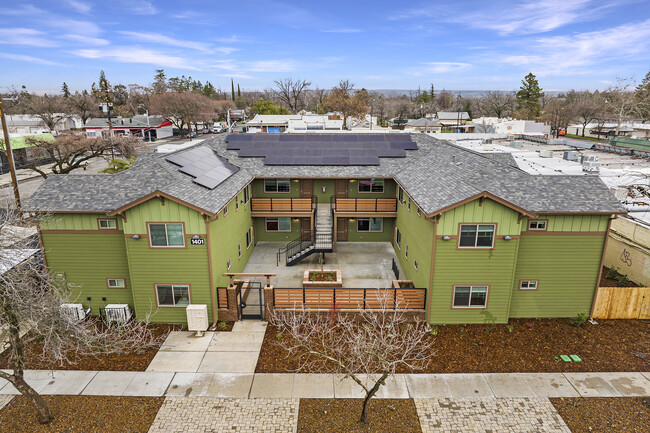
[
  {"xmin": 251, "ymin": 197, "xmax": 313, "ymax": 212},
  {"xmin": 333, "ymin": 197, "xmax": 397, "ymax": 213}
]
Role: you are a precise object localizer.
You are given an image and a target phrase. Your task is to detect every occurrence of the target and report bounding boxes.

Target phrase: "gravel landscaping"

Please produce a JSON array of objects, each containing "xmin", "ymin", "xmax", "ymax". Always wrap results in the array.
[
  {"xmin": 256, "ymin": 318, "xmax": 649, "ymax": 373},
  {"xmin": 551, "ymin": 397, "xmax": 650, "ymax": 433},
  {"xmin": 0, "ymin": 395, "xmax": 163, "ymax": 432},
  {"xmin": 298, "ymin": 398, "xmax": 422, "ymax": 433}
]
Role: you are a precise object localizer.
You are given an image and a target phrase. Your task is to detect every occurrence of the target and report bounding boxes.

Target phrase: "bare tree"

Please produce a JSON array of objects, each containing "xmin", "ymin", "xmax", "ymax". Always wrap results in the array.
[
  {"xmin": 69, "ymin": 91, "xmax": 97, "ymax": 126},
  {"xmin": 0, "ymin": 210, "xmax": 165, "ymax": 424},
  {"xmin": 25, "ymin": 133, "xmax": 144, "ymax": 178},
  {"xmin": 273, "ymin": 78, "xmax": 311, "ymax": 113},
  {"xmin": 324, "ymin": 81, "xmax": 370, "ymax": 129},
  {"xmin": 149, "ymin": 91, "xmax": 219, "ymax": 135},
  {"xmin": 479, "ymin": 91, "xmax": 516, "ymax": 119},
  {"xmin": 566, "ymin": 91, "xmax": 603, "ymax": 136},
  {"xmin": 605, "ymin": 77, "xmax": 640, "ymax": 135},
  {"xmin": 20, "ymin": 94, "xmax": 71, "ymax": 131},
  {"xmin": 269, "ymin": 293, "xmax": 434, "ymax": 424}
]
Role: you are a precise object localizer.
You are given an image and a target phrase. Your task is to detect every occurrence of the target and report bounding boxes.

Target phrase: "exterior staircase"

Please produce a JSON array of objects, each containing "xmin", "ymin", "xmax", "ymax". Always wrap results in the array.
[{"xmin": 281, "ymin": 205, "xmax": 334, "ymax": 266}]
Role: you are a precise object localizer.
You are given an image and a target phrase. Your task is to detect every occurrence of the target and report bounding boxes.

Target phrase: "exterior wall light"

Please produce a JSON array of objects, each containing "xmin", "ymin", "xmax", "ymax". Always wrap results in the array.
[
  {"xmin": 504, "ymin": 236, "xmax": 513, "ymax": 240},
  {"xmin": 131, "ymin": 234, "xmax": 140, "ymax": 240},
  {"xmin": 442, "ymin": 236, "xmax": 451, "ymax": 241},
  {"xmin": 349, "ymin": 179, "xmax": 357, "ymax": 182},
  {"xmin": 191, "ymin": 235, "xmax": 201, "ymax": 240}
]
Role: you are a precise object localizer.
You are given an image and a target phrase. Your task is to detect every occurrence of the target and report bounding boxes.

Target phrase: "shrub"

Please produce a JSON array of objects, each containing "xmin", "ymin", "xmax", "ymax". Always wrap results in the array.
[
  {"xmin": 615, "ymin": 273, "xmax": 630, "ymax": 287},
  {"xmin": 570, "ymin": 312, "xmax": 588, "ymax": 328},
  {"xmin": 217, "ymin": 321, "xmax": 228, "ymax": 330},
  {"xmin": 605, "ymin": 267, "xmax": 619, "ymax": 280}
]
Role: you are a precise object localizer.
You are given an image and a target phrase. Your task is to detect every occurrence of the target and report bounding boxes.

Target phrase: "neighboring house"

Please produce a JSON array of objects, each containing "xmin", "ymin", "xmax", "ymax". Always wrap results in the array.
[
  {"xmin": 406, "ymin": 118, "xmax": 442, "ymax": 133},
  {"xmin": 246, "ymin": 114, "xmax": 343, "ymax": 133},
  {"xmin": 6, "ymin": 114, "xmax": 81, "ymax": 134},
  {"xmin": 474, "ymin": 117, "xmax": 551, "ymax": 136},
  {"xmin": 435, "ymin": 112, "xmax": 475, "ymax": 132},
  {"xmin": 25, "ymin": 133, "xmax": 624, "ymax": 325},
  {"xmin": 0, "ymin": 133, "xmax": 54, "ymax": 174},
  {"xmin": 567, "ymin": 122, "xmax": 650, "ymax": 140},
  {"xmin": 84, "ymin": 115, "xmax": 173, "ymax": 140}
]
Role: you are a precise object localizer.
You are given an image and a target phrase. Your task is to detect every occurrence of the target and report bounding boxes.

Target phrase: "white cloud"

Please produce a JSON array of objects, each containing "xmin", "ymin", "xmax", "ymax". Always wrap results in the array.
[
  {"xmin": 409, "ymin": 62, "xmax": 472, "ymax": 75},
  {"xmin": 320, "ymin": 28, "xmax": 363, "ymax": 33},
  {"xmin": 127, "ymin": 0, "xmax": 158, "ymax": 15},
  {"xmin": 71, "ymin": 47, "xmax": 199, "ymax": 70},
  {"xmin": 0, "ymin": 52, "xmax": 62, "ymax": 66},
  {"xmin": 62, "ymin": 34, "xmax": 109, "ymax": 46},
  {"xmin": 65, "ymin": 0, "xmax": 91, "ymax": 14},
  {"xmin": 118, "ymin": 31, "xmax": 217, "ymax": 53},
  {"xmin": 0, "ymin": 28, "xmax": 57, "ymax": 47},
  {"xmin": 247, "ymin": 60, "xmax": 296, "ymax": 72}
]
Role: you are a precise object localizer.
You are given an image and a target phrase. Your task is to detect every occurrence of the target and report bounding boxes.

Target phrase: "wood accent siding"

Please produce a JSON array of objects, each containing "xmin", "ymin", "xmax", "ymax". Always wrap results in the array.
[{"xmin": 591, "ymin": 286, "xmax": 650, "ymax": 319}]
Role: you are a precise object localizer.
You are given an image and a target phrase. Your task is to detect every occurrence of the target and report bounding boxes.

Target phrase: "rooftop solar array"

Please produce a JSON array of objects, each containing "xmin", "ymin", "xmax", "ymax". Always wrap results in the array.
[
  {"xmin": 165, "ymin": 146, "xmax": 240, "ymax": 189},
  {"xmin": 225, "ymin": 134, "xmax": 418, "ymax": 166}
]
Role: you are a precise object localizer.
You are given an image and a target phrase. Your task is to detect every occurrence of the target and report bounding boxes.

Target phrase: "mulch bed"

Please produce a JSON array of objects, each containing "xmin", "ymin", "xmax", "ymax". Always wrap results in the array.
[
  {"xmin": 0, "ymin": 324, "xmax": 177, "ymax": 372},
  {"xmin": 215, "ymin": 321, "xmax": 234, "ymax": 332},
  {"xmin": 600, "ymin": 266, "xmax": 639, "ymax": 287},
  {"xmin": 256, "ymin": 318, "xmax": 649, "ymax": 373},
  {"xmin": 0, "ymin": 395, "xmax": 163, "ymax": 433},
  {"xmin": 297, "ymin": 399, "xmax": 421, "ymax": 433},
  {"xmin": 551, "ymin": 397, "xmax": 650, "ymax": 433},
  {"xmin": 309, "ymin": 271, "xmax": 338, "ymax": 281}
]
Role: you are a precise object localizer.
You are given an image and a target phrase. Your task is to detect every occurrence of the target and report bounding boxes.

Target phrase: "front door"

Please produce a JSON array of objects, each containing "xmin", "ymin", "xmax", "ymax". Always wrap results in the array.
[
  {"xmin": 335, "ymin": 179, "xmax": 348, "ymax": 198},
  {"xmin": 300, "ymin": 179, "xmax": 313, "ymax": 198},
  {"xmin": 300, "ymin": 218, "xmax": 311, "ymax": 237},
  {"xmin": 337, "ymin": 217, "xmax": 348, "ymax": 241}
]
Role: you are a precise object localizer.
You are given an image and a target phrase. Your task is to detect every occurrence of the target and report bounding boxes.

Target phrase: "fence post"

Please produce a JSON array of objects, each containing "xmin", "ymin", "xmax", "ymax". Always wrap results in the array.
[{"xmin": 393, "ymin": 288, "xmax": 397, "ymax": 309}]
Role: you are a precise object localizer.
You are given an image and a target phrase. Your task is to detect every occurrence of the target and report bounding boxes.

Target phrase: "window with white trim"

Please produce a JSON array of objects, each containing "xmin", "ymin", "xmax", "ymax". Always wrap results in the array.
[
  {"xmin": 107, "ymin": 278, "xmax": 125, "ymax": 288},
  {"xmin": 459, "ymin": 224, "xmax": 495, "ymax": 248},
  {"xmin": 264, "ymin": 179, "xmax": 290, "ymax": 193},
  {"xmin": 244, "ymin": 186, "xmax": 250, "ymax": 203},
  {"xmin": 235, "ymin": 197, "xmax": 240, "ymax": 211},
  {"xmin": 246, "ymin": 226, "xmax": 253, "ymax": 248},
  {"xmin": 149, "ymin": 223, "xmax": 184, "ymax": 247},
  {"xmin": 395, "ymin": 227, "xmax": 402, "ymax": 249},
  {"xmin": 358, "ymin": 178, "xmax": 384, "ymax": 193},
  {"xmin": 238, "ymin": 243, "xmax": 242, "ymax": 258},
  {"xmin": 528, "ymin": 220, "xmax": 547, "ymax": 231},
  {"xmin": 519, "ymin": 280, "xmax": 538, "ymax": 290},
  {"xmin": 398, "ymin": 187, "xmax": 404, "ymax": 204},
  {"xmin": 223, "ymin": 204, "xmax": 228, "ymax": 216},
  {"xmin": 407, "ymin": 199, "xmax": 411, "ymax": 211},
  {"xmin": 266, "ymin": 217, "xmax": 291, "ymax": 232},
  {"xmin": 98, "ymin": 219, "xmax": 117, "ymax": 229},
  {"xmin": 453, "ymin": 286, "xmax": 488, "ymax": 308},
  {"xmin": 227, "ymin": 258, "xmax": 232, "ymax": 270},
  {"xmin": 357, "ymin": 217, "xmax": 383, "ymax": 232},
  {"xmin": 414, "ymin": 260, "xmax": 418, "ymax": 270},
  {"xmin": 156, "ymin": 284, "xmax": 190, "ymax": 307},
  {"xmin": 405, "ymin": 243, "xmax": 409, "ymax": 259}
]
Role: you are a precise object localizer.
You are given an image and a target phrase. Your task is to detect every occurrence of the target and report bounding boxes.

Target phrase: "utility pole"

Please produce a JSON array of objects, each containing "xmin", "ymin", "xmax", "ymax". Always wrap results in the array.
[{"xmin": 0, "ymin": 96, "xmax": 22, "ymax": 213}]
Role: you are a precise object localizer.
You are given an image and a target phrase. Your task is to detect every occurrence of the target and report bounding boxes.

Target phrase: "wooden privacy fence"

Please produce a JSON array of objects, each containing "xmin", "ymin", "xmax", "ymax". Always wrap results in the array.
[
  {"xmin": 335, "ymin": 198, "xmax": 397, "ymax": 213},
  {"xmin": 273, "ymin": 287, "xmax": 426, "ymax": 310},
  {"xmin": 592, "ymin": 286, "xmax": 650, "ymax": 319},
  {"xmin": 251, "ymin": 198, "xmax": 312, "ymax": 212}
]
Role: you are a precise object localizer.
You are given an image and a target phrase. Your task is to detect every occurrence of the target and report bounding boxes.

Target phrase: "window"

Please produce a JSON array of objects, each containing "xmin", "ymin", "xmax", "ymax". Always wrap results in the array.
[
  {"xmin": 519, "ymin": 280, "xmax": 538, "ymax": 290},
  {"xmin": 453, "ymin": 286, "xmax": 488, "ymax": 308},
  {"xmin": 223, "ymin": 204, "xmax": 228, "ymax": 216},
  {"xmin": 264, "ymin": 179, "xmax": 291, "ymax": 193},
  {"xmin": 227, "ymin": 258, "xmax": 232, "ymax": 270},
  {"xmin": 407, "ymin": 199, "xmax": 411, "ymax": 211},
  {"xmin": 398, "ymin": 187, "xmax": 404, "ymax": 204},
  {"xmin": 266, "ymin": 217, "xmax": 291, "ymax": 232},
  {"xmin": 405, "ymin": 243, "xmax": 409, "ymax": 259},
  {"xmin": 149, "ymin": 223, "xmax": 185, "ymax": 247},
  {"xmin": 358, "ymin": 178, "xmax": 384, "ymax": 193},
  {"xmin": 156, "ymin": 284, "xmax": 190, "ymax": 307},
  {"xmin": 459, "ymin": 224, "xmax": 495, "ymax": 248},
  {"xmin": 235, "ymin": 196, "xmax": 240, "ymax": 211},
  {"xmin": 528, "ymin": 220, "xmax": 547, "ymax": 231},
  {"xmin": 414, "ymin": 260, "xmax": 418, "ymax": 271},
  {"xmin": 238, "ymin": 243, "xmax": 242, "ymax": 258},
  {"xmin": 98, "ymin": 219, "xmax": 117, "ymax": 229},
  {"xmin": 395, "ymin": 227, "xmax": 402, "ymax": 249},
  {"xmin": 357, "ymin": 217, "xmax": 383, "ymax": 232},
  {"xmin": 416, "ymin": 207, "xmax": 421, "ymax": 217},
  {"xmin": 107, "ymin": 278, "xmax": 125, "ymax": 288},
  {"xmin": 244, "ymin": 186, "xmax": 250, "ymax": 203},
  {"xmin": 246, "ymin": 226, "xmax": 253, "ymax": 248}
]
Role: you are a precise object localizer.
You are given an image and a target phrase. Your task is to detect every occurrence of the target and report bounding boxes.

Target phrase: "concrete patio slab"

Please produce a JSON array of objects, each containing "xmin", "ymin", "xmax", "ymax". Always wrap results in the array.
[
  {"xmin": 39, "ymin": 371, "xmax": 98, "ymax": 395},
  {"xmin": 0, "ymin": 370, "xmax": 54, "ymax": 395},
  {"xmin": 159, "ymin": 331, "xmax": 215, "ymax": 352},
  {"xmin": 231, "ymin": 321, "xmax": 267, "ymax": 333},
  {"xmin": 333, "ymin": 374, "xmax": 367, "ymax": 398},
  {"xmin": 165, "ymin": 373, "xmax": 214, "ymax": 397},
  {"xmin": 250, "ymin": 374, "xmax": 294, "ymax": 398},
  {"xmin": 208, "ymin": 331, "xmax": 265, "ymax": 352},
  {"xmin": 601, "ymin": 372, "xmax": 650, "ymax": 396},
  {"xmin": 404, "ymin": 374, "xmax": 453, "ymax": 398},
  {"xmin": 122, "ymin": 372, "xmax": 175, "ymax": 397},
  {"xmin": 526, "ymin": 373, "xmax": 580, "ymax": 397},
  {"xmin": 373, "ymin": 374, "xmax": 410, "ymax": 399},
  {"xmin": 197, "ymin": 351, "xmax": 259, "ymax": 373},
  {"xmin": 484, "ymin": 373, "xmax": 538, "ymax": 397},
  {"xmin": 642, "ymin": 372, "xmax": 650, "ymax": 381},
  {"xmin": 146, "ymin": 351, "xmax": 205, "ymax": 372},
  {"xmin": 292, "ymin": 374, "xmax": 335, "ymax": 398},
  {"xmin": 206, "ymin": 373, "xmax": 254, "ymax": 398},
  {"xmin": 82, "ymin": 371, "xmax": 137, "ymax": 396},
  {"xmin": 444, "ymin": 374, "xmax": 495, "ymax": 398},
  {"xmin": 563, "ymin": 373, "xmax": 623, "ymax": 397}
]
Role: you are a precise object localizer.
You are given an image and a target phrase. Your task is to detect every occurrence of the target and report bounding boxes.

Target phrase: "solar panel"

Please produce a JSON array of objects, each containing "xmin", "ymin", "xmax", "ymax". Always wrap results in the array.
[{"xmin": 165, "ymin": 146, "xmax": 239, "ymax": 190}]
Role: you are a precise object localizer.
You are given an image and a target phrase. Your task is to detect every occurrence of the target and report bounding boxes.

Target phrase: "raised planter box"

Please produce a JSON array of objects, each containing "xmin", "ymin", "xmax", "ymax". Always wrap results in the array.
[
  {"xmin": 392, "ymin": 279, "xmax": 415, "ymax": 288},
  {"xmin": 303, "ymin": 270, "xmax": 343, "ymax": 288}
]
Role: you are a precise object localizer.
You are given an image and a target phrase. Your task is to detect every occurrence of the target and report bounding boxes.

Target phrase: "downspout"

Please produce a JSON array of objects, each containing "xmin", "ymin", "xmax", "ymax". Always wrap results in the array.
[
  {"xmin": 589, "ymin": 216, "xmax": 614, "ymax": 321},
  {"xmin": 204, "ymin": 215, "xmax": 219, "ymax": 329},
  {"xmin": 425, "ymin": 216, "xmax": 438, "ymax": 323}
]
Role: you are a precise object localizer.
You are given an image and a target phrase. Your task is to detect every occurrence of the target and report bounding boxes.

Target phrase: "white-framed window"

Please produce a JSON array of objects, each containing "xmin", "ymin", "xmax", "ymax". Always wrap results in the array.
[
  {"xmin": 357, "ymin": 217, "xmax": 383, "ymax": 232},
  {"xmin": 223, "ymin": 204, "xmax": 228, "ymax": 216},
  {"xmin": 227, "ymin": 258, "xmax": 232, "ymax": 270},
  {"xmin": 395, "ymin": 227, "xmax": 402, "ymax": 249},
  {"xmin": 235, "ymin": 195, "xmax": 240, "ymax": 211},
  {"xmin": 528, "ymin": 220, "xmax": 547, "ymax": 231},
  {"xmin": 264, "ymin": 179, "xmax": 291, "ymax": 193},
  {"xmin": 156, "ymin": 284, "xmax": 190, "ymax": 307},
  {"xmin": 244, "ymin": 186, "xmax": 250, "ymax": 203},
  {"xmin": 107, "ymin": 278, "xmax": 125, "ymax": 288},
  {"xmin": 358, "ymin": 178, "xmax": 384, "ymax": 193},
  {"xmin": 519, "ymin": 280, "xmax": 538, "ymax": 290},
  {"xmin": 416, "ymin": 207, "xmax": 421, "ymax": 216},
  {"xmin": 407, "ymin": 199, "xmax": 411, "ymax": 211},
  {"xmin": 398, "ymin": 187, "xmax": 404, "ymax": 204},
  {"xmin": 98, "ymin": 219, "xmax": 117, "ymax": 229},
  {"xmin": 246, "ymin": 226, "xmax": 253, "ymax": 248},
  {"xmin": 149, "ymin": 223, "xmax": 185, "ymax": 247},
  {"xmin": 405, "ymin": 243, "xmax": 409, "ymax": 259},
  {"xmin": 266, "ymin": 217, "xmax": 291, "ymax": 232},
  {"xmin": 453, "ymin": 285, "xmax": 488, "ymax": 308},
  {"xmin": 414, "ymin": 260, "xmax": 418, "ymax": 271},
  {"xmin": 458, "ymin": 224, "xmax": 495, "ymax": 249},
  {"xmin": 238, "ymin": 243, "xmax": 242, "ymax": 258}
]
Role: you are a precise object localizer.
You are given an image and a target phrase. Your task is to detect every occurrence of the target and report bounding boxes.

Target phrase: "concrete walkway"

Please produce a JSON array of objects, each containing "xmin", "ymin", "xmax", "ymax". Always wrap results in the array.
[{"xmin": 1, "ymin": 370, "xmax": 648, "ymax": 398}]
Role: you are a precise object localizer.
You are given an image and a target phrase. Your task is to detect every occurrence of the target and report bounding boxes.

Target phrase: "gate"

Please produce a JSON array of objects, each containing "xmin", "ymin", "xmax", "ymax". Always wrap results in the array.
[{"xmin": 237, "ymin": 281, "xmax": 265, "ymax": 320}]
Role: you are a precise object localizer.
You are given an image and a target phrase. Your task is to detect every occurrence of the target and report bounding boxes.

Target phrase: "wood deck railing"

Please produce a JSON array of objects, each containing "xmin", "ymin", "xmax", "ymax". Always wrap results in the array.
[
  {"xmin": 334, "ymin": 198, "xmax": 397, "ymax": 213},
  {"xmin": 273, "ymin": 287, "xmax": 426, "ymax": 310},
  {"xmin": 251, "ymin": 197, "xmax": 312, "ymax": 212}
]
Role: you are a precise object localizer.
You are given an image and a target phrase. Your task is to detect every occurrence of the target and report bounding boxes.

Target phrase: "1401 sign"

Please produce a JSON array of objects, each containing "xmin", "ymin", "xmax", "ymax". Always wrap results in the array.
[{"xmin": 190, "ymin": 238, "xmax": 205, "ymax": 246}]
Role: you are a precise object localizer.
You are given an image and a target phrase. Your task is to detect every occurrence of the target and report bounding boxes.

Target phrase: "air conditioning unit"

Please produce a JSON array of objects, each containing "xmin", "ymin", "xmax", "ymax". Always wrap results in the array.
[
  {"xmin": 104, "ymin": 304, "xmax": 133, "ymax": 323},
  {"xmin": 510, "ymin": 140, "xmax": 523, "ymax": 148},
  {"xmin": 61, "ymin": 303, "xmax": 87, "ymax": 321},
  {"xmin": 582, "ymin": 160, "xmax": 601, "ymax": 172},
  {"xmin": 483, "ymin": 145, "xmax": 494, "ymax": 151},
  {"xmin": 186, "ymin": 304, "xmax": 209, "ymax": 336},
  {"xmin": 539, "ymin": 150, "xmax": 554, "ymax": 158},
  {"xmin": 563, "ymin": 151, "xmax": 579, "ymax": 161}
]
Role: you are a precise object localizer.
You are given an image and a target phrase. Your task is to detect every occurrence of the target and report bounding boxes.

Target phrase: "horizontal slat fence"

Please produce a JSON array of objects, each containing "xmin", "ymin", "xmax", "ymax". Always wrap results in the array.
[
  {"xmin": 251, "ymin": 198, "xmax": 311, "ymax": 212},
  {"xmin": 335, "ymin": 198, "xmax": 397, "ymax": 213},
  {"xmin": 217, "ymin": 287, "xmax": 229, "ymax": 309},
  {"xmin": 592, "ymin": 286, "xmax": 650, "ymax": 319},
  {"xmin": 273, "ymin": 287, "xmax": 425, "ymax": 310}
]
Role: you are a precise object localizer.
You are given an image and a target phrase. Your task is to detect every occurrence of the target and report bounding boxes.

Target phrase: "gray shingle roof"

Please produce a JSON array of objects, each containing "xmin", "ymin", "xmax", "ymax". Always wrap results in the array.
[{"xmin": 24, "ymin": 134, "xmax": 625, "ymax": 216}]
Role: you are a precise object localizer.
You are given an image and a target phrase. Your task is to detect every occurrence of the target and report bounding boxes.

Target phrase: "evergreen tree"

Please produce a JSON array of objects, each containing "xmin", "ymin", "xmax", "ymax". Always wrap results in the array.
[
  {"xmin": 231, "ymin": 78, "xmax": 235, "ymax": 101},
  {"xmin": 61, "ymin": 82, "xmax": 70, "ymax": 98},
  {"xmin": 635, "ymin": 69, "xmax": 650, "ymax": 122},
  {"xmin": 516, "ymin": 73, "xmax": 544, "ymax": 119},
  {"xmin": 237, "ymin": 83, "xmax": 241, "ymax": 98},
  {"xmin": 152, "ymin": 69, "xmax": 167, "ymax": 94}
]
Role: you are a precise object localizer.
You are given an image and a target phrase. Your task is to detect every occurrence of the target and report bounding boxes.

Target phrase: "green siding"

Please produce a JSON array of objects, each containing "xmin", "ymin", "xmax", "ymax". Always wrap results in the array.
[
  {"xmin": 347, "ymin": 218, "xmax": 393, "ymax": 242},
  {"xmin": 252, "ymin": 179, "xmax": 300, "ymax": 198},
  {"xmin": 41, "ymin": 233, "xmax": 133, "ymax": 314},
  {"xmin": 40, "ymin": 213, "xmax": 115, "ymax": 231},
  {"xmin": 254, "ymin": 217, "xmax": 301, "ymax": 241},
  {"xmin": 123, "ymin": 199, "xmax": 206, "ymax": 235},
  {"xmin": 313, "ymin": 179, "xmax": 335, "ymax": 204},
  {"xmin": 509, "ymin": 234, "xmax": 606, "ymax": 318},
  {"xmin": 438, "ymin": 199, "xmax": 522, "ymax": 236},
  {"xmin": 527, "ymin": 215, "xmax": 609, "ymax": 232},
  {"xmin": 348, "ymin": 178, "xmax": 396, "ymax": 198}
]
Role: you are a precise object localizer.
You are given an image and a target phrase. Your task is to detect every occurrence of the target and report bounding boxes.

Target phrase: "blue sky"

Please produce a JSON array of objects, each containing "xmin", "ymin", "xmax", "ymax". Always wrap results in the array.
[{"xmin": 1, "ymin": 0, "xmax": 649, "ymax": 94}]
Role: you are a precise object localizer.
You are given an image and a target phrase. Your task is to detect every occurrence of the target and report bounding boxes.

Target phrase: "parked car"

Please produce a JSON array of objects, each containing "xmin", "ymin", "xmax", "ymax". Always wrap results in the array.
[{"xmin": 186, "ymin": 132, "xmax": 197, "ymax": 138}]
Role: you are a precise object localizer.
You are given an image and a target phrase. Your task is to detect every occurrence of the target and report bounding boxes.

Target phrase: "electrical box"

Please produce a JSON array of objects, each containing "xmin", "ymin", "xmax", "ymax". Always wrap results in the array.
[
  {"xmin": 186, "ymin": 304, "xmax": 209, "ymax": 336},
  {"xmin": 539, "ymin": 150, "xmax": 553, "ymax": 158}
]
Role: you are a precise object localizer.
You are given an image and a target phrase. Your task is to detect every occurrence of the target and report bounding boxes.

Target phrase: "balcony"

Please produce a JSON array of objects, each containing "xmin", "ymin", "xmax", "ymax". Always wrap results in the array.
[
  {"xmin": 333, "ymin": 197, "xmax": 398, "ymax": 216},
  {"xmin": 250, "ymin": 197, "xmax": 314, "ymax": 216}
]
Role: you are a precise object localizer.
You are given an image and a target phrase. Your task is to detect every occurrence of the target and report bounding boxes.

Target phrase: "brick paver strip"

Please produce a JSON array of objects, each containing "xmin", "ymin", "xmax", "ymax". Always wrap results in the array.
[
  {"xmin": 415, "ymin": 397, "xmax": 571, "ymax": 433},
  {"xmin": 149, "ymin": 397, "xmax": 298, "ymax": 433}
]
